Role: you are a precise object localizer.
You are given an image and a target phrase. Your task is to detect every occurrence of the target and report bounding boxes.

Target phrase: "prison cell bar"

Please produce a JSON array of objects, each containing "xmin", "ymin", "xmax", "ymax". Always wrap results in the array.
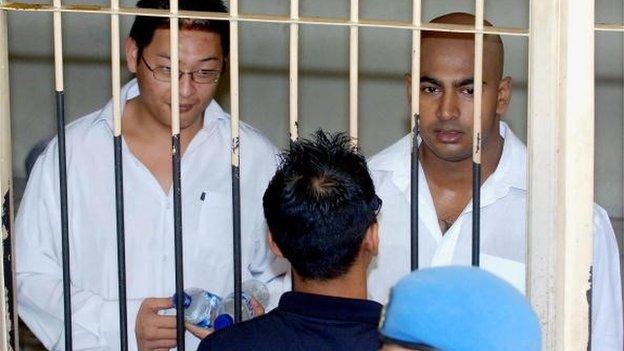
[
  {"xmin": 0, "ymin": 2, "xmax": 18, "ymax": 349},
  {"xmin": 110, "ymin": 0, "xmax": 128, "ymax": 349},
  {"xmin": 230, "ymin": 0, "xmax": 243, "ymax": 324},
  {"xmin": 349, "ymin": 0, "xmax": 358, "ymax": 143},
  {"xmin": 0, "ymin": 3, "xmax": 531, "ymax": 38},
  {"xmin": 471, "ymin": 0, "xmax": 484, "ymax": 267},
  {"xmin": 167, "ymin": 0, "xmax": 186, "ymax": 348},
  {"xmin": 52, "ymin": 0, "xmax": 74, "ymax": 349},
  {"xmin": 409, "ymin": 0, "xmax": 421, "ymax": 271},
  {"xmin": 289, "ymin": 0, "xmax": 298, "ymax": 141}
]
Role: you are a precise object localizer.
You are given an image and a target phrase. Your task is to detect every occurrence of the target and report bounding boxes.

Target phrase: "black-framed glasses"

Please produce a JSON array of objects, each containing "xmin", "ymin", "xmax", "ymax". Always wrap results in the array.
[{"xmin": 140, "ymin": 55, "xmax": 221, "ymax": 84}]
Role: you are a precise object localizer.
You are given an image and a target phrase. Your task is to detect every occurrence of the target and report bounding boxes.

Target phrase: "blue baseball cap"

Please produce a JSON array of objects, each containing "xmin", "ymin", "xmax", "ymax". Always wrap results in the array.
[{"xmin": 379, "ymin": 266, "xmax": 541, "ymax": 351}]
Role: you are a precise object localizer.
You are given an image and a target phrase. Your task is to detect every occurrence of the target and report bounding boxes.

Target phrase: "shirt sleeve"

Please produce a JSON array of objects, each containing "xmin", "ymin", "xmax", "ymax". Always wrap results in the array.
[
  {"xmin": 590, "ymin": 205, "xmax": 623, "ymax": 351},
  {"xmin": 15, "ymin": 148, "xmax": 142, "ymax": 350}
]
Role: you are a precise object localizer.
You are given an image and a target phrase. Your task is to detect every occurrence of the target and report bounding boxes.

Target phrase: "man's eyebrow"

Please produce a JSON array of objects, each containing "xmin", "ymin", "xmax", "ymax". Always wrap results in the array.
[
  {"xmin": 420, "ymin": 76, "xmax": 441, "ymax": 85},
  {"xmin": 457, "ymin": 78, "xmax": 488, "ymax": 86},
  {"xmin": 154, "ymin": 54, "xmax": 221, "ymax": 63}
]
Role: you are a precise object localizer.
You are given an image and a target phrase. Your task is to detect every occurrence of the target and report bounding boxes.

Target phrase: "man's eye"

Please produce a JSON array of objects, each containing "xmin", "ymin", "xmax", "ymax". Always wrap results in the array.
[
  {"xmin": 421, "ymin": 86, "xmax": 439, "ymax": 94},
  {"xmin": 195, "ymin": 70, "xmax": 218, "ymax": 77},
  {"xmin": 461, "ymin": 87, "xmax": 474, "ymax": 95},
  {"xmin": 160, "ymin": 66, "xmax": 171, "ymax": 73}
]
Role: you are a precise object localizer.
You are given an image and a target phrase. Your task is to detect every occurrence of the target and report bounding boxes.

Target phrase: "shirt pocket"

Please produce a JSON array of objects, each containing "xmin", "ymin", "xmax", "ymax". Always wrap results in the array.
[
  {"xmin": 481, "ymin": 253, "xmax": 526, "ymax": 294},
  {"xmin": 190, "ymin": 191, "xmax": 234, "ymax": 294}
]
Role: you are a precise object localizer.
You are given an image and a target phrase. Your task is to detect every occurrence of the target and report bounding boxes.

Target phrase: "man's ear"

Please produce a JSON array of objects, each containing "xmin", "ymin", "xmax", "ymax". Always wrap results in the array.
[
  {"xmin": 363, "ymin": 222, "xmax": 379, "ymax": 257},
  {"xmin": 267, "ymin": 231, "xmax": 284, "ymax": 258},
  {"xmin": 125, "ymin": 37, "xmax": 139, "ymax": 74},
  {"xmin": 496, "ymin": 76, "xmax": 512, "ymax": 116},
  {"xmin": 404, "ymin": 73, "xmax": 412, "ymax": 106}
]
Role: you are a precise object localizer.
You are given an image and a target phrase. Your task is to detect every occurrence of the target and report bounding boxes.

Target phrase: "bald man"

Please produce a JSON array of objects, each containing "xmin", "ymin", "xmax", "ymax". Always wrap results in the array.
[{"xmin": 368, "ymin": 12, "xmax": 623, "ymax": 350}]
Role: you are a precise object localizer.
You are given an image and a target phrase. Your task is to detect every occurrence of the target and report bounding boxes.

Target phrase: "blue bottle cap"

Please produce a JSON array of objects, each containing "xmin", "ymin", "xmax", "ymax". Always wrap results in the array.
[
  {"xmin": 171, "ymin": 292, "xmax": 192, "ymax": 309},
  {"xmin": 213, "ymin": 314, "xmax": 234, "ymax": 331}
]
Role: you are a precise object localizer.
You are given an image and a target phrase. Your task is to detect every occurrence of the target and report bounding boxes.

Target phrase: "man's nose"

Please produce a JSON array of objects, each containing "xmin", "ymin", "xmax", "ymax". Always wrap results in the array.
[
  {"xmin": 437, "ymin": 92, "xmax": 460, "ymax": 121},
  {"xmin": 178, "ymin": 73, "xmax": 196, "ymax": 98}
]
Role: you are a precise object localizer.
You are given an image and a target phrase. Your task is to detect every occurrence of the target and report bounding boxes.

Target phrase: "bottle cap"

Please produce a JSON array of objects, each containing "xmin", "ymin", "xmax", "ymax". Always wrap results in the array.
[
  {"xmin": 171, "ymin": 292, "xmax": 192, "ymax": 309},
  {"xmin": 213, "ymin": 314, "xmax": 234, "ymax": 331}
]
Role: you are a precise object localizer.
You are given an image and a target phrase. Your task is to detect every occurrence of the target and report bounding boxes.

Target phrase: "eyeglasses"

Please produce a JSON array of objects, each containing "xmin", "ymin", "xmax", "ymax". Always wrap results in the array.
[{"xmin": 140, "ymin": 55, "xmax": 221, "ymax": 84}]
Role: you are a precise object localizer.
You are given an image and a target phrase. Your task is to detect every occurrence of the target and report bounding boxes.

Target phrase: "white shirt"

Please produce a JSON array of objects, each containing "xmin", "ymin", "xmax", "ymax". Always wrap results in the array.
[
  {"xmin": 368, "ymin": 122, "xmax": 623, "ymax": 351},
  {"xmin": 16, "ymin": 79, "xmax": 288, "ymax": 351}
]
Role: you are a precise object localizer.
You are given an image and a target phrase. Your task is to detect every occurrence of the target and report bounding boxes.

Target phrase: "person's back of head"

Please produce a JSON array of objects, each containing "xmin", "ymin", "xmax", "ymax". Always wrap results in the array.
[
  {"xmin": 263, "ymin": 129, "xmax": 381, "ymax": 282},
  {"xmin": 129, "ymin": 0, "xmax": 230, "ymax": 59},
  {"xmin": 379, "ymin": 266, "xmax": 541, "ymax": 351}
]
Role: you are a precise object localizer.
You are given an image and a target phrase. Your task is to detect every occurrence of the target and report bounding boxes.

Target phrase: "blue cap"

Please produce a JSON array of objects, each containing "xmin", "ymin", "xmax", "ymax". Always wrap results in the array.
[
  {"xmin": 214, "ymin": 314, "xmax": 234, "ymax": 331},
  {"xmin": 171, "ymin": 292, "xmax": 191, "ymax": 309},
  {"xmin": 379, "ymin": 266, "xmax": 541, "ymax": 351}
]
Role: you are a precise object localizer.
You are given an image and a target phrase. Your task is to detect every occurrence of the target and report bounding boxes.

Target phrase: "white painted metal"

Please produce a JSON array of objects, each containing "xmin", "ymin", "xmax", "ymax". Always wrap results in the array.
[
  {"xmin": 349, "ymin": 0, "xmax": 358, "ymax": 142},
  {"xmin": 0, "ymin": 4, "xmax": 17, "ymax": 350},
  {"xmin": 527, "ymin": 0, "xmax": 595, "ymax": 349},
  {"xmin": 111, "ymin": 0, "xmax": 121, "ymax": 136},
  {"xmin": 230, "ymin": 0, "xmax": 240, "ymax": 166},
  {"xmin": 53, "ymin": 0, "xmax": 64, "ymax": 92},
  {"xmin": 289, "ymin": 0, "xmax": 298, "ymax": 141},
  {"xmin": 410, "ymin": 0, "xmax": 420, "ymax": 131},
  {"xmin": 170, "ymin": 0, "xmax": 180, "ymax": 135},
  {"xmin": 472, "ymin": 0, "xmax": 484, "ymax": 165}
]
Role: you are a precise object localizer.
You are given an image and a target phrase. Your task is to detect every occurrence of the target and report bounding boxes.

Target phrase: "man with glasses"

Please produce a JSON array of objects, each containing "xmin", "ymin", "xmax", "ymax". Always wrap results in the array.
[{"xmin": 15, "ymin": 0, "xmax": 287, "ymax": 350}]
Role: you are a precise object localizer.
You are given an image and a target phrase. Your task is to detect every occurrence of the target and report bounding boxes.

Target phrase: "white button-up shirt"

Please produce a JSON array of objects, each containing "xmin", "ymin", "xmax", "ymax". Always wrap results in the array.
[
  {"xmin": 368, "ymin": 122, "xmax": 623, "ymax": 350},
  {"xmin": 16, "ymin": 79, "xmax": 288, "ymax": 351}
]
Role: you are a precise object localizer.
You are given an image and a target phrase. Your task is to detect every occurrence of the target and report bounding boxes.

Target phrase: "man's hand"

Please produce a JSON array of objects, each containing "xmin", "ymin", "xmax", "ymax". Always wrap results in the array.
[
  {"xmin": 136, "ymin": 297, "xmax": 178, "ymax": 351},
  {"xmin": 185, "ymin": 323, "xmax": 214, "ymax": 340}
]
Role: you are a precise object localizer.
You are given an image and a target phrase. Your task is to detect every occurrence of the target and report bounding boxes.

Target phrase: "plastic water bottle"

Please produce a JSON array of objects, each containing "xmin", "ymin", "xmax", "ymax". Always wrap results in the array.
[
  {"xmin": 171, "ymin": 288, "xmax": 222, "ymax": 328},
  {"xmin": 213, "ymin": 280, "xmax": 270, "ymax": 330}
]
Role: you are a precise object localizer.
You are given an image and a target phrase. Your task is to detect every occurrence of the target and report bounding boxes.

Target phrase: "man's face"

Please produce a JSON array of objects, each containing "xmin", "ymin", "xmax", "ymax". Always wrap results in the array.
[
  {"xmin": 127, "ymin": 28, "xmax": 224, "ymax": 130},
  {"xmin": 412, "ymin": 36, "xmax": 510, "ymax": 162}
]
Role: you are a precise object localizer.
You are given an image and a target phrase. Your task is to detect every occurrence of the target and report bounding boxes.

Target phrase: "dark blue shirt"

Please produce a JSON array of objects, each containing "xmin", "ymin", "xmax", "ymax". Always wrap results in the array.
[{"xmin": 197, "ymin": 291, "xmax": 383, "ymax": 351}]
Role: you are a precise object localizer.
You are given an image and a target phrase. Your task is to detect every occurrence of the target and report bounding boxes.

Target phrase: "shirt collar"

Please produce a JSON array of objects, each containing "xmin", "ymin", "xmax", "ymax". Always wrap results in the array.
[
  {"xmin": 375, "ymin": 121, "xmax": 527, "ymax": 198},
  {"xmin": 278, "ymin": 291, "xmax": 382, "ymax": 325},
  {"xmin": 90, "ymin": 78, "xmax": 227, "ymax": 132}
]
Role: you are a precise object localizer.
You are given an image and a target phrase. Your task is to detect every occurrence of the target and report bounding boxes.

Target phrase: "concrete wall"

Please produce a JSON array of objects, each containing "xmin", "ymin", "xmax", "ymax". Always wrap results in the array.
[{"xmin": 6, "ymin": 1, "xmax": 622, "ymax": 221}]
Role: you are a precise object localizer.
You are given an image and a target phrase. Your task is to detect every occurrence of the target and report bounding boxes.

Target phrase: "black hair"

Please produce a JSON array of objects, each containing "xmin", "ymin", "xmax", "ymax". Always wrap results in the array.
[
  {"xmin": 263, "ymin": 130, "xmax": 381, "ymax": 281},
  {"xmin": 129, "ymin": 0, "xmax": 230, "ymax": 60}
]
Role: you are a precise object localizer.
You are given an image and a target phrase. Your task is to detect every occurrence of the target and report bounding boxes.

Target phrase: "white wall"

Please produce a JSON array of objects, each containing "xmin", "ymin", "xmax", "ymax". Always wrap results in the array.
[{"xmin": 6, "ymin": 0, "xmax": 622, "ymax": 222}]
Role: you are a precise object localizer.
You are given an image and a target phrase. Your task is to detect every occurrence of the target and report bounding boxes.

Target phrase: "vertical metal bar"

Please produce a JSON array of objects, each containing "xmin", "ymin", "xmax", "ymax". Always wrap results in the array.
[
  {"xmin": 289, "ymin": 0, "xmax": 299, "ymax": 141},
  {"xmin": 229, "ymin": 0, "xmax": 243, "ymax": 324},
  {"xmin": 168, "ymin": 1, "xmax": 185, "ymax": 349},
  {"xmin": 52, "ymin": 0, "xmax": 73, "ymax": 348},
  {"xmin": 349, "ymin": 0, "xmax": 358, "ymax": 143},
  {"xmin": 0, "ymin": 4, "xmax": 18, "ymax": 349},
  {"xmin": 471, "ymin": 0, "xmax": 484, "ymax": 267},
  {"xmin": 110, "ymin": 1, "xmax": 128, "ymax": 350},
  {"xmin": 410, "ymin": 0, "xmax": 421, "ymax": 271}
]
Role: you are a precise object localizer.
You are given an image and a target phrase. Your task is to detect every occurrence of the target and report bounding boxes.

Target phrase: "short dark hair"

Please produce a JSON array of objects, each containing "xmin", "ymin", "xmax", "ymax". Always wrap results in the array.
[
  {"xmin": 263, "ymin": 130, "xmax": 381, "ymax": 281},
  {"xmin": 129, "ymin": 0, "xmax": 230, "ymax": 59}
]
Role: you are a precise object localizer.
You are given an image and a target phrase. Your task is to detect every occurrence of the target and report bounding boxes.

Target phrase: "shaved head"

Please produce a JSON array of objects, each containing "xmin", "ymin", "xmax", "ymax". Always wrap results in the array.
[{"xmin": 423, "ymin": 12, "xmax": 505, "ymax": 79}]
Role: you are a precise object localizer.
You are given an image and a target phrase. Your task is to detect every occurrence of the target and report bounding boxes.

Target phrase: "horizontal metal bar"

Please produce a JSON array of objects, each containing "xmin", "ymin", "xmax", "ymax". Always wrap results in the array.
[
  {"xmin": 0, "ymin": 3, "xmax": 529, "ymax": 36},
  {"xmin": 595, "ymin": 23, "xmax": 624, "ymax": 32}
]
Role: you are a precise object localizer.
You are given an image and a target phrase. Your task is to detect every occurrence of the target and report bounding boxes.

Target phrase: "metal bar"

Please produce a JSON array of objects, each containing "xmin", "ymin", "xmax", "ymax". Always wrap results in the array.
[
  {"xmin": 471, "ymin": 0, "xmax": 484, "ymax": 267},
  {"xmin": 527, "ymin": 0, "xmax": 595, "ymax": 349},
  {"xmin": 0, "ymin": 4, "xmax": 19, "ymax": 349},
  {"xmin": 410, "ymin": 0, "xmax": 421, "ymax": 271},
  {"xmin": 168, "ymin": 0, "xmax": 185, "ymax": 349},
  {"xmin": 289, "ymin": 0, "xmax": 298, "ymax": 141},
  {"xmin": 595, "ymin": 23, "xmax": 624, "ymax": 32},
  {"xmin": 110, "ymin": 0, "xmax": 127, "ymax": 348},
  {"xmin": 349, "ymin": 0, "xmax": 358, "ymax": 142},
  {"xmin": 230, "ymin": 0, "xmax": 243, "ymax": 324},
  {"xmin": 53, "ymin": 0, "xmax": 73, "ymax": 348},
  {"xmin": 0, "ymin": 4, "xmax": 531, "ymax": 36}
]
